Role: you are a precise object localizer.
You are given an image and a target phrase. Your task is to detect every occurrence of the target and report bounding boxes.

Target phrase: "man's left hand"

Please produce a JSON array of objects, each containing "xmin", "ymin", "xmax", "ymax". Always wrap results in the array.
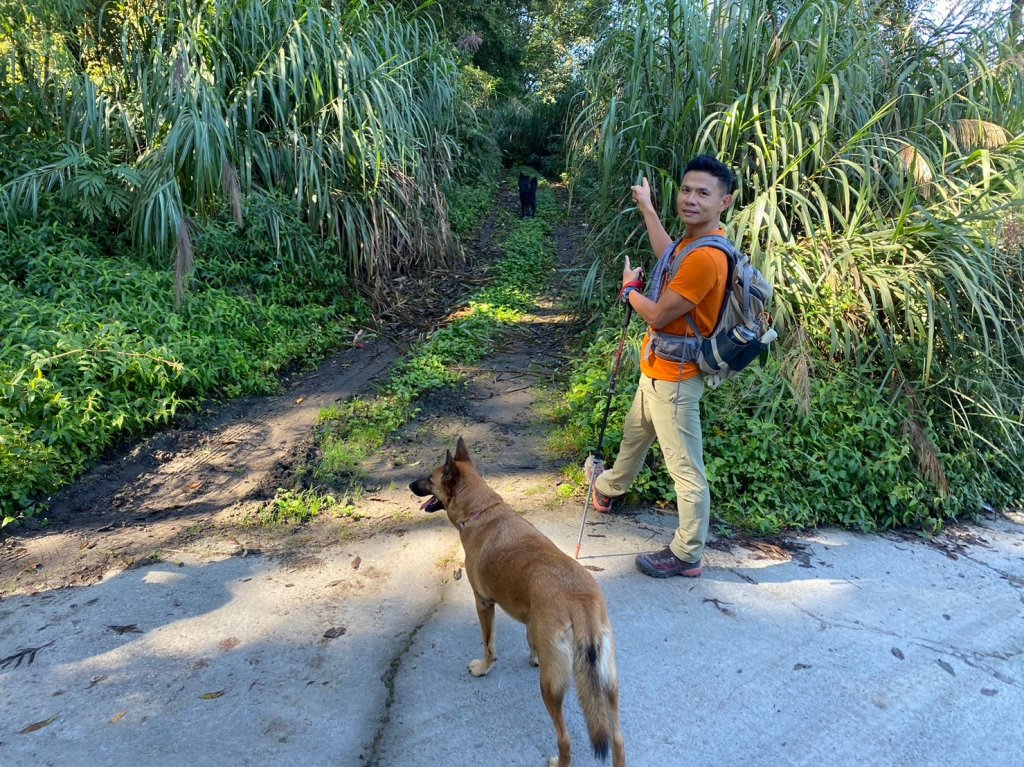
[
  {"xmin": 619, "ymin": 255, "xmax": 645, "ymax": 303},
  {"xmin": 623, "ymin": 255, "xmax": 643, "ymax": 284}
]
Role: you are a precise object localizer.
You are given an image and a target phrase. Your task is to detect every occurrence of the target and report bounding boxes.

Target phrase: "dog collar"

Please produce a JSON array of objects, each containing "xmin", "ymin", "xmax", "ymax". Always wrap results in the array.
[{"xmin": 458, "ymin": 510, "xmax": 483, "ymax": 530}]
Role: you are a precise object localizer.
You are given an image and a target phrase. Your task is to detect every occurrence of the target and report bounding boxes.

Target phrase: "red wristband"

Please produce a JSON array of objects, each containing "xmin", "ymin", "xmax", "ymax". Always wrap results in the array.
[{"xmin": 619, "ymin": 279, "xmax": 645, "ymax": 300}]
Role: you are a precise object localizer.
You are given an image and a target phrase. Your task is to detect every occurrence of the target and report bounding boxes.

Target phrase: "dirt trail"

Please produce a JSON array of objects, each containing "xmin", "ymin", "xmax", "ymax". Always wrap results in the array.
[{"xmin": 0, "ymin": 179, "xmax": 588, "ymax": 597}]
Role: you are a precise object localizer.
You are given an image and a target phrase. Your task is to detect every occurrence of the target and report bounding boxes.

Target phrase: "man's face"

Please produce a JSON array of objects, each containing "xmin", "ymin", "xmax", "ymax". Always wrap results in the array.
[{"xmin": 676, "ymin": 170, "xmax": 733, "ymax": 228}]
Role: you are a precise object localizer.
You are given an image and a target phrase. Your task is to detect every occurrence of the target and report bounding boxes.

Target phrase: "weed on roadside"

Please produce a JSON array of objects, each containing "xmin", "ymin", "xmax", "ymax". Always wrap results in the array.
[{"xmin": 250, "ymin": 488, "xmax": 361, "ymax": 526}]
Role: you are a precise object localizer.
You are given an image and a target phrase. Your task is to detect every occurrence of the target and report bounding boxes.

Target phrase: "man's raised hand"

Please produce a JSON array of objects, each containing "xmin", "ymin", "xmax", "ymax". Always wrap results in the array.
[{"xmin": 630, "ymin": 177, "xmax": 653, "ymax": 212}]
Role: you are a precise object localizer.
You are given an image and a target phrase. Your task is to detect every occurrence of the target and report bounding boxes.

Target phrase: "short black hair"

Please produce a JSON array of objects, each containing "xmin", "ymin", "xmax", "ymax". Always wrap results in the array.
[{"xmin": 683, "ymin": 155, "xmax": 735, "ymax": 194}]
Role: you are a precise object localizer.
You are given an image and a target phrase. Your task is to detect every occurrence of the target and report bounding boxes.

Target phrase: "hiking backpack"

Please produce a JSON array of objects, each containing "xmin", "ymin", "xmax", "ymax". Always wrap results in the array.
[{"xmin": 649, "ymin": 234, "xmax": 776, "ymax": 388}]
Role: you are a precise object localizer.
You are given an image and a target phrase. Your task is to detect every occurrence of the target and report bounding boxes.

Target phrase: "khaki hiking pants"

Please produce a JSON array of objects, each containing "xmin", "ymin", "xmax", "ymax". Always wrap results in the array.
[{"xmin": 594, "ymin": 373, "xmax": 709, "ymax": 563}]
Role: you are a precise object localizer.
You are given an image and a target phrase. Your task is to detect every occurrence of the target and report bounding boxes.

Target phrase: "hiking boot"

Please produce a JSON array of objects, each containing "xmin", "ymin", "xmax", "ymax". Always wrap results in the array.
[
  {"xmin": 585, "ymin": 457, "xmax": 613, "ymax": 513},
  {"xmin": 592, "ymin": 489, "xmax": 613, "ymax": 513},
  {"xmin": 635, "ymin": 547, "xmax": 703, "ymax": 578}
]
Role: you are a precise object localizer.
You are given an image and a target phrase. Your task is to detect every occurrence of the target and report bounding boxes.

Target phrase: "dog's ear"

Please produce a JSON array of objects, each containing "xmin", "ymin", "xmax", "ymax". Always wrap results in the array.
[
  {"xmin": 443, "ymin": 448, "xmax": 460, "ymax": 488},
  {"xmin": 454, "ymin": 437, "xmax": 471, "ymax": 463}
]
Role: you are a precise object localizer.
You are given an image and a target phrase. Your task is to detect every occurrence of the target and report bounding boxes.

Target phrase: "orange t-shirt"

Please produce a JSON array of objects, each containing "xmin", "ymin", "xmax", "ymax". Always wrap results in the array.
[{"xmin": 640, "ymin": 230, "xmax": 729, "ymax": 382}]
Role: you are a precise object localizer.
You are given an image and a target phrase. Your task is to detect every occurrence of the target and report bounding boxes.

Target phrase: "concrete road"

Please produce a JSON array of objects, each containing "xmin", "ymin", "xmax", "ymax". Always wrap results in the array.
[{"xmin": 2, "ymin": 506, "xmax": 1022, "ymax": 767}]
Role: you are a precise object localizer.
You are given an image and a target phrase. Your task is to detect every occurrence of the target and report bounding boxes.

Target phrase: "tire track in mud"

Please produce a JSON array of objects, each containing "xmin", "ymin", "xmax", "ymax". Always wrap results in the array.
[
  {"xmin": 123, "ymin": 343, "xmax": 397, "ymax": 518},
  {"xmin": 0, "ymin": 341, "xmax": 397, "ymax": 595}
]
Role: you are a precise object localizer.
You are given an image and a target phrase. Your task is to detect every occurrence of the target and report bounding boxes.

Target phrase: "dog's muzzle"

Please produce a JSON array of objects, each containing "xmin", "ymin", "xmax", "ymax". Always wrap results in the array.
[{"xmin": 409, "ymin": 478, "xmax": 445, "ymax": 513}]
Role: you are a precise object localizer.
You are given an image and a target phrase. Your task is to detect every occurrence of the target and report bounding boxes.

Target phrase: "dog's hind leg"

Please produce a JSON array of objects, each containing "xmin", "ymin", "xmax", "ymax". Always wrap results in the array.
[
  {"xmin": 526, "ymin": 623, "xmax": 541, "ymax": 667},
  {"xmin": 539, "ymin": 635, "xmax": 573, "ymax": 767},
  {"xmin": 468, "ymin": 593, "xmax": 497, "ymax": 676}
]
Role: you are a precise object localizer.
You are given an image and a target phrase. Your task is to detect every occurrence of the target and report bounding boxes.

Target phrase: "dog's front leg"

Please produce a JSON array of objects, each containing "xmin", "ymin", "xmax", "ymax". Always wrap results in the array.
[{"xmin": 468, "ymin": 593, "xmax": 497, "ymax": 676}]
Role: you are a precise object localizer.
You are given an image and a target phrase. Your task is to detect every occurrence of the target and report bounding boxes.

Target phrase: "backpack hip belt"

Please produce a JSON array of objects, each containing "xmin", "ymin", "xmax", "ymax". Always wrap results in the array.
[{"xmin": 647, "ymin": 330, "xmax": 700, "ymax": 364}]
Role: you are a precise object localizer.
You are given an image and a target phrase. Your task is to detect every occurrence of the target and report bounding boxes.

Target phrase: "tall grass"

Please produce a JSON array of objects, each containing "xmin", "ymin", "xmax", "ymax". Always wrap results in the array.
[
  {"xmin": 564, "ymin": 0, "xmax": 1024, "ymax": 521},
  {"xmin": 1, "ymin": 0, "xmax": 464, "ymax": 302}
]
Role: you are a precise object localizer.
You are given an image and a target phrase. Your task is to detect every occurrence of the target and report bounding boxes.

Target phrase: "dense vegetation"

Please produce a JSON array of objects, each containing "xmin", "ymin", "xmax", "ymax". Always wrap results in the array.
[
  {"xmin": 3, "ymin": 0, "xmax": 1023, "ymax": 537},
  {"xmin": 0, "ymin": 0, "xmax": 495, "ymax": 525},
  {"xmin": 556, "ymin": 0, "xmax": 1024, "ymax": 533}
]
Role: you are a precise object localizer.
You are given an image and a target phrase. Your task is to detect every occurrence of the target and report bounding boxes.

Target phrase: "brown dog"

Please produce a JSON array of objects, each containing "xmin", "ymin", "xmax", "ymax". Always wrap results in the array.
[{"xmin": 410, "ymin": 438, "xmax": 626, "ymax": 767}]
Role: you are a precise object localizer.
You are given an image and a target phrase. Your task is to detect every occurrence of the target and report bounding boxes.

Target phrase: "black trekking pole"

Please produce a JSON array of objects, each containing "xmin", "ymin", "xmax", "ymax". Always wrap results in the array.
[{"xmin": 575, "ymin": 302, "xmax": 634, "ymax": 559}]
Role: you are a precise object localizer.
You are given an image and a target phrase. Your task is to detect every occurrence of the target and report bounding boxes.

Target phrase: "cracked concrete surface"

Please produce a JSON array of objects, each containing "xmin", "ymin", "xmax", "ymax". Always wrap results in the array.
[{"xmin": 2, "ymin": 501, "xmax": 1022, "ymax": 766}]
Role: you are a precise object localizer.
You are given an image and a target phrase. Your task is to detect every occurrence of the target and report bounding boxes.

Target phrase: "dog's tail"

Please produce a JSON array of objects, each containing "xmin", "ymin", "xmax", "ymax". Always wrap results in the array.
[{"xmin": 571, "ymin": 609, "xmax": 626, "ymax": 765}]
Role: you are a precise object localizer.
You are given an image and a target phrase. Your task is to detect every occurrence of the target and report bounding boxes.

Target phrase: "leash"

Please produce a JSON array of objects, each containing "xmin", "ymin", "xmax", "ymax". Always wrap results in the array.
[{"xmin": 575, "ymin": 302, "xmax": 634, "ymax": 559}]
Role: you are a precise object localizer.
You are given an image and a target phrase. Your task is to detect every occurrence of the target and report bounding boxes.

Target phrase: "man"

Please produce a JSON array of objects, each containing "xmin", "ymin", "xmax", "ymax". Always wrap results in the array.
[{"xmin": 590, "ymin": 154, "xmax": 735, "ymax": 578}]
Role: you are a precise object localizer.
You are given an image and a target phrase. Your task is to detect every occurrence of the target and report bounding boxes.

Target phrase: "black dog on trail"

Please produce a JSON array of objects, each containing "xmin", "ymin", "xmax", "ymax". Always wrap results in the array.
[{"xmin": 518, "ymin": 173, "xmax": 538, "ymax": 218}]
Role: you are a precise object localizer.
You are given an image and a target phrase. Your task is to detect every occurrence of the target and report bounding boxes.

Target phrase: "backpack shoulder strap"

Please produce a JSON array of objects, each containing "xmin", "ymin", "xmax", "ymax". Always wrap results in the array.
[
  {"xmin": 667, "ymin": 234, "xmax": 736, "ymax": 280},
  {"xmin": 668, "ymin": 235, "xmax": 736, "ymax": 341}
]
